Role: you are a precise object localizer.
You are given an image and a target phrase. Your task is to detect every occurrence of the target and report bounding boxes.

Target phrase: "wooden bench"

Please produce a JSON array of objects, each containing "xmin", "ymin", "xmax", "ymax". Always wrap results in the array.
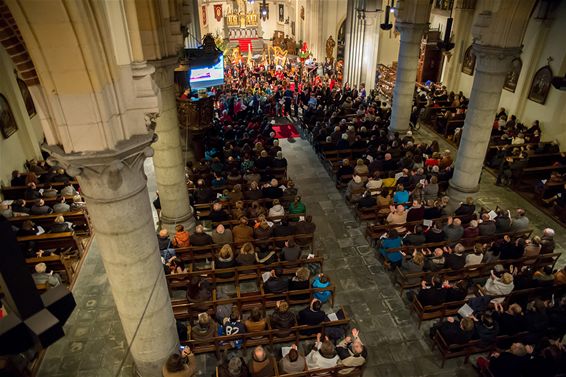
[
  {"xmin": 182, "ymin": 306, "xmax": 350, "ymax": 356},
  {"xmin": 1, "ymin": 180, "xmax": 80, "ymax": 200},
  {"xmin": 432, "ymin": 329, "xmax": 527, "ymax": 367},
  {"xmin": 8, "ymin": 211, "xmax": 90, "ymax": 236},
  {"xmin": 16, "ymin": 231, "xmax": 84, "ymax": 261},
  {"xmin": 25, "ymin": 254, "xmax": 75, "ymax": 285},
  {"xmin": 215, "ymin": 359, "xmax": 365, "ymax": 377},
  {"xmin": 408, "ymin": 252, "xmax": 562, "ymax": 327},
  {"xmin": 173, "ymin": 234, "xmax": 317, "ymax": 264}
]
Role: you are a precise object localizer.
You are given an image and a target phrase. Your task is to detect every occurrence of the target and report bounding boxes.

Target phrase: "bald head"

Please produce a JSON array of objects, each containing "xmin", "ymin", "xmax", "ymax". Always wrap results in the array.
[{"xmin": 159, "ymin": 229, "xmax": 168, "ymax": 237}]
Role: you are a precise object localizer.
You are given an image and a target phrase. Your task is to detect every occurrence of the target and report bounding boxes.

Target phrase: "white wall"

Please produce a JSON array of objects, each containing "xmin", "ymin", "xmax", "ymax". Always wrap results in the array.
[
  {"xmin": 497, "ymin": 1, "xmax": 566, "ymax": 145},
  {"xmin": 0, "ymin": 46, "xmax": 43, "ymax": 187}
]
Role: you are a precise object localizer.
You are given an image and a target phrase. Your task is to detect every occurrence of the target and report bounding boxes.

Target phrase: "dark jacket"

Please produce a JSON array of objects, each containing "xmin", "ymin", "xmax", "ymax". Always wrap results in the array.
[
  {"xmin": 270, "ymin": 311, "xmax": 297, "ymax": 336},
  {"xmin": 191, "ymin": 232, "xmax": 213, "ymax": 246},
  {"xmin": 444, "ymin": 253, "xmax": 465, "ymax": 270},
  {"xmin": 297, "ymin": 307, "xmax": 328, "ymax": 335},
  {"xmin": 438, "ymin": 321, "xmax": 473, "ymax": 345},
  {"xmin": 264, "ymin": 276, "xmax": 289, "ymax": 293},
  {"xmin": 417, "ymin": 287, "xmax": 447, "ymax": 306}
]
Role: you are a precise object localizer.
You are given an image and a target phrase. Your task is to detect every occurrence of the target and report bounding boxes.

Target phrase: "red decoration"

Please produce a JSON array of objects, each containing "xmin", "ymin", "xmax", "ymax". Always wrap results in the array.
[
  {"xmin": 214, "ymin": 4, "xmax": 223, "ymax": 22},
  {"xmin": 202, "ymin": 5, "xmax": 207, "ymax": 25}
]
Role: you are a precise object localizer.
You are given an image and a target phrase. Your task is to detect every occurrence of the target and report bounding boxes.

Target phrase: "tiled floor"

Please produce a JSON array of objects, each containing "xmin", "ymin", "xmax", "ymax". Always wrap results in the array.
[{"xmin": 36, "ymin": 119, "xmax": 564, "ymax": 377}]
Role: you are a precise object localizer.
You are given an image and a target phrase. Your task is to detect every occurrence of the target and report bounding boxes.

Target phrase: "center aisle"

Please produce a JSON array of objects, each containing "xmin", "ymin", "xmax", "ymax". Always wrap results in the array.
[{"xmin": 278, "ymin": 117, "xmax": 476, "ymax": 377}]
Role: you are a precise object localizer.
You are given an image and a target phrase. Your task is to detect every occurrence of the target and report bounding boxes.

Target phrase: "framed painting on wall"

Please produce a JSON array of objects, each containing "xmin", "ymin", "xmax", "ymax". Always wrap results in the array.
[
  {"xmin": 528, "ymin": 65, "xmax": 553, "ymax": 104},
  {"xmin": 17, "ymin": 78, "xmax": 36, "ymax": 118},
  {"xmin": 503, "ymin": 58, "xmax": 522, "ymax": 93},
  {"xmin": 461, "ymin": 45, "xmax": 475, "ymax": 76},
  {"xmin": 0, "ymin": 94, "xmax": 18, "ymax": 139},
  {"xmin": 278, "ymin": 4, "xmax": 284, "ymax": 23}
]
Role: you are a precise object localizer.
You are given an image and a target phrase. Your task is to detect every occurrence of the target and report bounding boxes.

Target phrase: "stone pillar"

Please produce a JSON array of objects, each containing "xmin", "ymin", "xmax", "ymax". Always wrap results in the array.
[
  {"xmin": 388, "ymin": 22, "xmax": 427, "ymax": 133},
  {"xmin": 45, "ymin": 135, "xmax": 178, "ymax": 377},
  {"xmin": 447, "ymin": 45, "xmax": 520, "ymax": 203},
  {"xmin": 152, "ymin": 61, "xmax": 195, "ymax": 233}
]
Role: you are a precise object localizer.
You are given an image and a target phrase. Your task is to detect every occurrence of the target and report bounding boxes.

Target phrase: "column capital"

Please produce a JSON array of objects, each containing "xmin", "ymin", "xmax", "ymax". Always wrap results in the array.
[
  {"xmin": 395, "ymin": 22, "xmax": 429, "ymax": 42},
  {"xmin": 472, "ymin": 44, "xmax": 522, "ymax": 75},
  {"xmin": 44, "ymin": 134, "xmax": 156, "ymax": 203}
]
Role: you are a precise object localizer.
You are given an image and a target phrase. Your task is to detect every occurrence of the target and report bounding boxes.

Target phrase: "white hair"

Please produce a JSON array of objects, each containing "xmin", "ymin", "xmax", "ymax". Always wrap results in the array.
[
  {"xmin": 544, "ymin": 228, "xmax": 555, "ymax": 237},
  {"xmin": 35, "ymin": 263, "xmax": 47, "ymax": 273}
]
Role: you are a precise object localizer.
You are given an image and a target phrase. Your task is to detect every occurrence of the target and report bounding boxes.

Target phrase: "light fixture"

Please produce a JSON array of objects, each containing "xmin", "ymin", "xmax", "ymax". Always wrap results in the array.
[
  {"xmin": 260, "ymin": 0, "xmax": 268, "ymax": 21},
  {"xmin": 437, "ymin": 6, "xmax": 455, "ymax": 52},
  {"xmin": 380, "ymin": 0, "xmax": 393, "ymax": 30}
]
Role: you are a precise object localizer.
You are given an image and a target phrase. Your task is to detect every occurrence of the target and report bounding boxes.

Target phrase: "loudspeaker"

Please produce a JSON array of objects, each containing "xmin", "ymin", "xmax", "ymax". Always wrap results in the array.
[
  {"xmin": 41, "ymin": 285, "xmax": 76, "ymax": 325},
  {"xmin": 0, "ymin": 314, "xmax": 34, "ymax": 354},
  {"xmin": 24, "ymin": 309, "xmax": 65, "ymax": 349}
]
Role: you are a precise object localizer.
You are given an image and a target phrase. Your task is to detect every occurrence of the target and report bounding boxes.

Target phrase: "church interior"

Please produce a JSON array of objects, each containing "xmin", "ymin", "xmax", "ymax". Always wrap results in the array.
[{"xmin": 1, "ymin": 0, "xmax": 566, "ymax": 376}]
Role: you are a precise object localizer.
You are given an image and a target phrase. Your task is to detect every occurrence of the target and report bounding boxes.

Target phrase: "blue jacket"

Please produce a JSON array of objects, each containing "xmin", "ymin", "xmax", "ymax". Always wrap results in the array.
[
  {"xmin": 393, "ymin": 190, "xmax": 410, "ymax": 204},
  {"xmin": 379, "ymin": 237, "xmax": 403, "ymax": 263},
  {"xmin": 312, "ymin": 276, "xmax": 331, "ymax": 303}
]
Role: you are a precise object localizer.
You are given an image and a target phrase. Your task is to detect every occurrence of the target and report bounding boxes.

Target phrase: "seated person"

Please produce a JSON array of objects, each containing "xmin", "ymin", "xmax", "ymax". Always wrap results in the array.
[
  {"xmin": 249, "ymin": 346, "xmax": 275, "ymax": 377},
  {"xmin": 289, "ymin": 267, "xmax": 310, "ymax": 300},
  {"xmin": 312, "ymin": 273, "xmax": 332, "ymax": 304},
  {"xmin": 172, "ymin": 224, "xmax": 190, "ymax": 248},
  {"xmin": 60, "ymin": 180, "xmax": 78, "ymax": 197},
  {"xmin": 483, "ymin": 271, "xmax": 514, "ymax": 302},
  {"xmin": 279, "ymin": 345, "xmax": 307, "ymax": 373},
  {"xmin": 393, "ymin": 184, "xmax": 410, "ymax": 204},
  {"xmin": 293, "ymin": 215, "xmax": 316, "ymax": 245},
  {"xmin": 209, "ymin": 202, "xmax": 230, "ymax": 222},
  {"xmin": 244, "ymin": 307, "xmax": 267, "ymax": 333},
  {"xmin": 433, "ymin": 316, "xmax": 475, "ymax": 345},
  {"xmin": 379, "ymin": 229, "xmax": 403, "ymax": 269},
  {"xmin": 403, "ymin": 225, "xmax": 426, "ymax": 246},
  {"xmin": 236, "ymin": 242, "xmax": 256, "ymax": 265},
  {"xmin": 336, "ymin": 328, "xmax": 367, "ymax": 370},
  {"xmin": 43, "ymin": 184, "xmax": 58, "ymax": 198},
  {"xmin": 357, "ymin": 190, "xmax": 377, "ymax": 208},
  {"xmin": 306, "ymin": 333, "xmax": 339, "ymax": 370},
  {"xmin": 416, "ymin": 275, "xmax": 447, "ymax": 306},
  {"xmin": 162, "ymin": 349, "xmax": 196, "ymax": 377},
  {"xmin": 191, "ymin": 312, "xmax": 216, "ymax": 339},
  {"xmin": 269, "ymin": 301, "xmax": 297, "ymax": 337},
  {"xmin": 262, "ymin": 179, "xmax": 283, "ymax": 199},
  {"xmin": 186, "ymin": 276, "xmax": 211, "ymax": 302},
  {"xmin": 30, "ymin": 199, "xmax": 53, "ymax": 215},
  {"xmin": 232, "ymin": 217, "xmax": 254, "ymax": 243},
  {"xmin": 25, "ymin": 182, "xmax": 42, "ymax": 200},
  {"xmin": 53, "ymin": 196, "xmax": 70, "ymax": 213},
  {"xmin": 190, "ymin": 224, "xmax": 213, "ymax": 246},
  {"xmin": 263, "ymin": 268, "xmax": 289, "ymax": 293},
  {"xmin": 32, "ymin": 262, "xmax": 62, "ymax": 288},
  {"xmin": 297, "ymin": 299, "xmax": 328, "ymax": 335},
  {"xmin": 288, "ymin": 196, "xmax": 305, "ymax": 215},
  {"xmin": 49, "ymin": 215, "xmax": 72, "ymax": 233},
  {"xmin": 215, "ymin": 244, "xmax": 235, "ymax": 278},
  {"xmin": 474, "ymin": 312, "xmax": 500, "ymax": 346},
  {"xmin": 281, "ymin": 238, "xmax": 301, "ymax": 261},
  {"xmin": 212, "ymin": 224, "xmax": 233, "ymax": 244}
]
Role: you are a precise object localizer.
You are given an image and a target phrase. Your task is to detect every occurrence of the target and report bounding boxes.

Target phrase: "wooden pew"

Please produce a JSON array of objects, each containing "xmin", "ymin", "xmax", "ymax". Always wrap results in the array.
[
  {"xmin": 173, "ymin": 234, "xmax": 317, "ymax": 263},
  {"xmin": 1, "ymin": 180, "xmax": 80, "ymax": 200},
  {"xmin": 17, "ymin": 231, "xmax": 83, "ymax": 257},
  {"xmin": 408, "ymin": 252, "xmax": 563, "ymax": 327},
  {"xmin": 216, "ymin": 360, "xmax": 365, "ymax": 377},
  {"xmin": 24, "ymin": 254, "xmax": 75, "ymax": 285},
  {"xmin": 7, "ymin": 211, "xmax": 90, "ymax": 236},
  {"xmin": 182, "ymin": 306, "xmax": 350, "ymax": 356}
]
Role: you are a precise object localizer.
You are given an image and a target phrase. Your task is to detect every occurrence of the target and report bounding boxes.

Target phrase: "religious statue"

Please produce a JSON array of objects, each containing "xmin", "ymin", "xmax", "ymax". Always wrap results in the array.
[
  {"xmin": 286, "ymin": 36, "xmax": 296, "ymax": 55},
  {"xmin": 326, "ymin": 35, "xmax": 336, "ymax": 63}
]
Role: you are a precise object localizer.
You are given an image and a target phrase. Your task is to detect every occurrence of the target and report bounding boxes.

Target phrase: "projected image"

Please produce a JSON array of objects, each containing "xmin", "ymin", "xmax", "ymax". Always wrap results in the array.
[{"xmin": 189, "ymin": 55, "xmax": 225, "ymax": 89}]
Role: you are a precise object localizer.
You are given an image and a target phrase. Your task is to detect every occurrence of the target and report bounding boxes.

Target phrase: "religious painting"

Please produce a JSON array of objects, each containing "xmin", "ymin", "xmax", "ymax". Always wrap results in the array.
[
  {"xmin": 278, "ymin": 4, "xmax": 284, "ymax": 23},
  {"xmin": 201, "ymin": 5, "xmax": 207, "ymax": 26},
  {"xmin": 291, "ymin": 21, "xmax": 295, "ymax": 36},
  {"xmin": 503, "ymin": 58, "xmax": 522, "ymax": 93},
  {"xmin": 461, "ymin": 45, "xmax": 475, "ymax": 75},
  {"xmin": 528, "ymin": 65, "xmax": 553, "ymax": 105},
  {"xmin": 17, "ymin": 78, "xmax": 36, "ymax": 118},
  {"xmin": 300, "ymin": 6, "xmax": 304, "ymax": 20},
  {"xmin": 0, "ymin": 94, "xmax": 18, "ymax": 139},
  {"xmin": 213, "ymin": 4, "xmax": 222, "ymax": 22}
]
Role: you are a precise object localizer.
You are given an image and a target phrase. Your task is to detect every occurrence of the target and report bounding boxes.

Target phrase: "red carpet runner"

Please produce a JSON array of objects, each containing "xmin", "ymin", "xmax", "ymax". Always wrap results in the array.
[
  {"xmin": 272, "ymin": 124, "xmax": 300, "ymax": 139},
  {"xmin": 237, "ymin": 38, "xmax": 255, "ymax": 53}
]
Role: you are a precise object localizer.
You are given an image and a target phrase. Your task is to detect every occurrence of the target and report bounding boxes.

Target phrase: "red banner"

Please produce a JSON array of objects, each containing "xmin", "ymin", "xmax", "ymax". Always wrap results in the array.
[
  {"xmin": 214, "ymin": 4, "xmax": 223, "ymax": 22},
  {"xmin": 201, "ymin": 5, "xmax": 207, "ymax": 25}
]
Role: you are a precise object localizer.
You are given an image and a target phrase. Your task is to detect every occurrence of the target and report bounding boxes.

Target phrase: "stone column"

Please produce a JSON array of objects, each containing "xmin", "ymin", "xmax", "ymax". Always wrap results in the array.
[
  {"xmin": 152, "ymin": 60, "xmax": 195, "ymax": 233},
  {"xmin": 388, "ymin": 22, "xmax": 427, "ymax": 133},
  {"xmin": 447, "ymin": 45, "xmax": 520, "ymax": 203},
  {"xmin": 45, "ymin": 135, "xmax": 178, "ymax": 377}
]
